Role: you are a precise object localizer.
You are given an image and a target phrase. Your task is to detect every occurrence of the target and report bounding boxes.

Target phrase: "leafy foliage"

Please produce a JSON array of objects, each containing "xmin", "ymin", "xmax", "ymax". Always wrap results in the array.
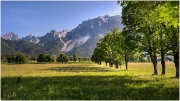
[
  {"xmin": 91, "ymin": 28, "xmax": 126, "ymax": 68},
  {"xmin": 37, "ymin": 53, "xmax": 56, "ymax": 63},
  {"xmin": 119, "ymin": 1, "xmax": 179, "ymax": 77},
  {"xmin": 15, "ymin": 53, "xmax": 27, "ymax": 64},
  {"xmin": 6, "ymin": 53, "xmax": 27, "ymax": 64},
  {"xmin": 73, "ymin": 53, "xmax": 78, "ymax": 62},
  {"xmin": 57, "ymin": 54, "xmax": 69, "ymax": 63}
]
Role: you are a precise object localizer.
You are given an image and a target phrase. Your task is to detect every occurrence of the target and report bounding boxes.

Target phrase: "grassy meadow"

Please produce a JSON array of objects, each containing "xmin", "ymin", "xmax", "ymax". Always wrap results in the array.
[{"xmin": 1, "ymin": 62, "xmax": 179, "ymax": 100}]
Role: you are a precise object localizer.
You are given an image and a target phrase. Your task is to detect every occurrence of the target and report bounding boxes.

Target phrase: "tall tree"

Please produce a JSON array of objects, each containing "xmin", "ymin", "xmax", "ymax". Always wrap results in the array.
[
  {"xmin": 120, "ymin": 1, "xmax": 159, "ymax": 74},
  {"xmin": 7, "ymin": 54, "xmax": 16, "ymax": 64},
  {"xmin": 64, "ymin": 55, "xmax": 69, "ymax": 63},
  {"xmin": 157, "ymin": 1, "xmax": 179, "ymax": 77},
  {"xmin": 73, "ymin": 53, "xmax": 78, "ymax": 62},
  {"xmin": 46, "ymin": 54, "xmax": 56, "ymax": 63},
  {"xmin": 15, "ymin": 53, "xmax": 27, "ymax": 64},
  {"xmin": 92, "ymin": 28, "xmax": 125, "ymax": 68},
  {"xmin": 37, "ymin": 53, "xmax": 47, "ymax": 63},
  {"xmin": 57, "ymin": 54, "xmax": 69, "ymax": 63},
  {"xmin": 121, "ymin": 29, "xmax": 138, "ymax": 70},
  {"xmin": 120, "ymin": 1, "xmax": 179, "ymax": 77}
]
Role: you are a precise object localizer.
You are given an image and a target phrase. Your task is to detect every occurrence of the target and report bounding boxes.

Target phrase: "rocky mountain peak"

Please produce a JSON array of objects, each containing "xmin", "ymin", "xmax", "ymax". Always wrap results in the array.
[
  {"xmin": 2, "ymin": 15, "xmax": 123, "ymax": 57},
  {"xmin": 98, "ymin": 14, "xmax": 111, "ymax": 19},
  {"xmin": 59, "ymin": 29, "xmax": 71, "ymax": 37},
  {"xmin": 50, "ymin": 29, "xmax": 57, "ymax": 34},
  {"xmin": 48, "ymin": 30, "xmax": 60, "ymax": 38},
  {"xmin": 22, "ymin": 34, "xmax": 39, "ymax": 44},
  {"xmin": 64, "ymin": 15, "xmax": 123, "ymax": 56},
  {"xmin": 104, "ymin": 14, "xmax": 111, "ymax": 17},
  {"xmin": 67, "ymin": 15, "xmax": 122, "ymax": 39},
  {"xmin": 29, "ymin": 34, "xmax": 36, "ymax": 38},
  {"xmin": 1, "ymin": 32, "xmax": 19, "ymax": 40}
]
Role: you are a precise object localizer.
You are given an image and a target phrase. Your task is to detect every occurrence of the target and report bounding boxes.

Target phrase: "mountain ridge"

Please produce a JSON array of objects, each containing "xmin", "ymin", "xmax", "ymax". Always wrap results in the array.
[{"xmin": 1, "ymin": 15, "xmax": 123, "ymax": 57}]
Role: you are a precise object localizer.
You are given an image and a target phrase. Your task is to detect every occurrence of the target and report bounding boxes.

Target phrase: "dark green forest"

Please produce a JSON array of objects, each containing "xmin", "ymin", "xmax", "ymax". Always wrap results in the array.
[{"xmin": 1, "ymin": 38, "xmax": 45, "ymax": 55}]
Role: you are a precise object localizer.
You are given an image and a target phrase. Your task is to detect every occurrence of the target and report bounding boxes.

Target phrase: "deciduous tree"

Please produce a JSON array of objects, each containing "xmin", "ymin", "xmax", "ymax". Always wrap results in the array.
[{"xmin": 73, "ymin": 53, "xmax": 78, "ymax": 62}]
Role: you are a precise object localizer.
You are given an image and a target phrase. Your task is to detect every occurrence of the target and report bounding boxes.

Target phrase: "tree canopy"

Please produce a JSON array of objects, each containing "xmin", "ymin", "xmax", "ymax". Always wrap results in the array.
[
  {"xmin": 119, "ymin": 1, "xmax": 179, "ymax": 77},
  {"xmin": 57, "ymin": 54, "xmax": 69, "ymax": 63},
  {"xmin": 91, "ymin": 1, "xmax": 179, "ymax": 78},
  {"xmin": 37, "ymin": 53, "xmax": 56, "ymax": 63}
]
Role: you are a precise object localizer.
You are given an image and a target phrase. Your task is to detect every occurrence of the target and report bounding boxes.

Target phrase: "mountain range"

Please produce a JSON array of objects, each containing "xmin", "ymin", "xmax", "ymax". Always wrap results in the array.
[{"xmin": 1, "ymin": 15, "xmax": 123, "ymax": 58}]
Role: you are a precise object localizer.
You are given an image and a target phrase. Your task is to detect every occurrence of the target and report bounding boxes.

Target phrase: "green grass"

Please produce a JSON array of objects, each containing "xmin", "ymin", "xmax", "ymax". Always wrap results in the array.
[{"xmin": 1, "ymin": 62, "xmax": 179, "ymax": 100}]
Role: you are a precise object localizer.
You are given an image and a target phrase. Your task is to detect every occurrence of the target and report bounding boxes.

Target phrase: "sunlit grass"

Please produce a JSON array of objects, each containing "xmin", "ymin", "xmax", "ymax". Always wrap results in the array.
[{"xmin": 1, "ymin": 62, "xmax": 179, "ymax": 100}]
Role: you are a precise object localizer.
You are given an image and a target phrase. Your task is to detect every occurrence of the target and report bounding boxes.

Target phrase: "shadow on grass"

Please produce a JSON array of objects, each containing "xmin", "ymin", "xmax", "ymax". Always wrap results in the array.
[
  {"xmin": 43, "ymin": 66, "xmax": 116, "ymax": 72},
  {"xmin": 1, "ymin": 75, "xmax": 179, "ymax": 100}
]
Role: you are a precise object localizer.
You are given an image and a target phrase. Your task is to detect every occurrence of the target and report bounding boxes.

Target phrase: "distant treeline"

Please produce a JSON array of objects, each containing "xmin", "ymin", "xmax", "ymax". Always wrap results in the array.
[{"xmin": 1, "ymin": 53, "xmax": 90, "ymax": 64}]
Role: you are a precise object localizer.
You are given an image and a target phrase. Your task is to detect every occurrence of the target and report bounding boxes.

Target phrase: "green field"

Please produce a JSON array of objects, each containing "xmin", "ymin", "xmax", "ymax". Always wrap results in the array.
[{"xmin": 1, "ymin": 62, "xmax": 179, "ymax": 100}]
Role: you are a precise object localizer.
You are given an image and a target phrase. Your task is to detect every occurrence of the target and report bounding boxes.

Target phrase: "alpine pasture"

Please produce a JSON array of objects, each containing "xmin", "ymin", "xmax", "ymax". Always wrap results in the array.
[{"xmin": 1, "ymin": 62, "xmax": 179, "ymax": 100}]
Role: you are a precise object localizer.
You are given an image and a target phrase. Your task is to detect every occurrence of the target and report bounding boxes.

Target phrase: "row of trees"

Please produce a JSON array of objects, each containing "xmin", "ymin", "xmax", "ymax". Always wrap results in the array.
[
  {"xmin": 56, "ymin": 53, "xmax": 90, "ymax": 63},
  {"xmin": 120, "ymin": 1, "xmax": 179, "ymax": 78},
  {"xmin": 3, "ymin": 52, "xmax": 90, "ymax": 64},
  {"xmin": 91, "ymin": 28, "xmax": 128, "ymax": 69},
  {"xmin": 6, "ymin": 53, "xmax": 27, "ymax": 64},
  {"xmin": 36, "ymin": 53, "xmax": 80, "ymax": 63},
  {"xmin": 92, "ymin": 1, "xmax": 179, "ymax": 78}
]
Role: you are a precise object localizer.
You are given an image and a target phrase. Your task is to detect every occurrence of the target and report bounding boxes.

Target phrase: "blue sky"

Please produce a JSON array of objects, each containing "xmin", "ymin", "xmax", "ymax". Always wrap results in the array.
[{"xmin": 1, "ymin": 1, "xmax": 122, "ymax": 37}]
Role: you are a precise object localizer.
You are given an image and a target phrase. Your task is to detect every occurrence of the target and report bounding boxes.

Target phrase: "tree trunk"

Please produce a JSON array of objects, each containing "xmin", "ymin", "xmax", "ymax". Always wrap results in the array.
[
  {"xmin": 172, "ymin": 27, "xmax": 179, "ymax": 78},
  {"xmin": 161, "ymin": 49, "xmax": 166, "ymax": 75},
  {"xmin": 151, "ymin": 55, "xmax": 158, "ymax": 75},
  {"xmin": 125, "ymin": 54, "xmax": 128, "ymax": 70},
  {"xmin": 109, "ymin": 60, "xmax": 113, "ymax": 67},
  {"xmin": 115, "ymin": 63, "xmax": 119, "ymax": 69},
  {"xmin": 173, "ymin": 50, "xmax": 179, "ymax": 78},
  {"xmin": 148, "ymin": 39, "xmax": 158, "ymax": 75},
  {"xmin": 153, "ymin": 63, "xmax": 158, "ymax": 74},
  {"xmin": 111, "ymin": 63, "xmax": 113, "ymax": 67},
  {"xmin": 125, "ymin": 61, "xmax": 128, "ymax": 70},
  {"xmin": 109, "ymin": 62, "xmax": 113, "ymax": 67},
  {"xmin": 149, "ymin": 54, "xmax": 158, "ymax": 75}
]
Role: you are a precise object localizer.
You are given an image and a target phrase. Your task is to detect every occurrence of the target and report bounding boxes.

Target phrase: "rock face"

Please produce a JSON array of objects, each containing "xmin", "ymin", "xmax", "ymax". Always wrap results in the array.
[
  {"xmin": 20, "ymin": 29, "xmax": 71, "ymax": 45},
  {"xmin": 59, "ymin": 29, "xmax": 71, "ymax": 38},
  {"xmin": 65, "ymin": 15, "xmax": 123, "ymax": 57},
  {"xmin": 22, "ymin": 34, "xmax": 40, "ymax": 44},
  {"xmin": 2, "ymin": 15, "xmax": 123, "ymax": 57},
  {"xmin": 66, "ymin": 15, "xmax": 123, "ymax": 40},
  {"xmin": 1, "ymin": 32, "xmax": 19, "ymax": 40},
  {"xmin": 39, "ymin": 29, "xmax": 70, "ymax": 44}
]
